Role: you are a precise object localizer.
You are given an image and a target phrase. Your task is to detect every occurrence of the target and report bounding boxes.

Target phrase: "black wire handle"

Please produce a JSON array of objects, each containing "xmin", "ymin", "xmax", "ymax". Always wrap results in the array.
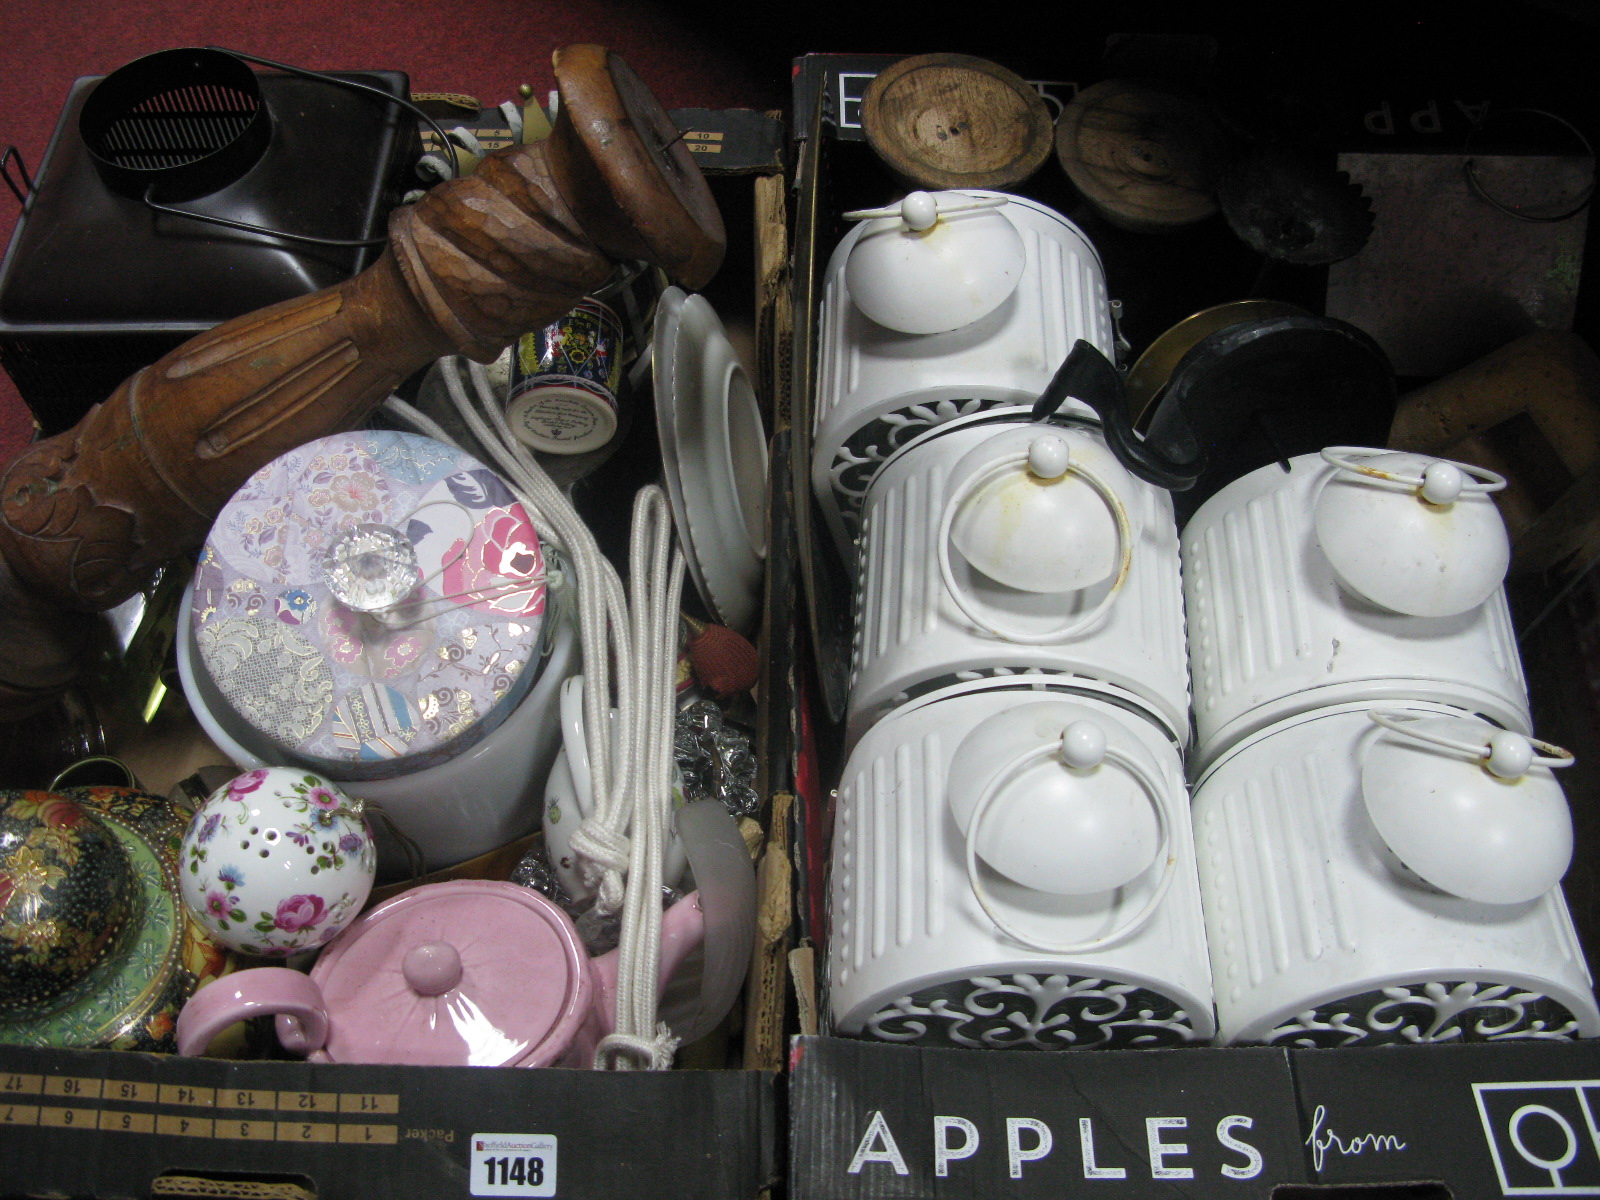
[
  {"xmin": 1032, "ymin": 340, "xmax": 1204, "ymax": 491},
  {"xmin": 1463, "ymin": 107, "xmax": 1595, "ymax": 224},
  {"xmin": 210, "ymin": 46, "xmax": 460, "ymax": 181},
  {"xmin": 142, "ymin": 185, "xmax": 390, "ymax": 248},
  {"xmin": 138, "ymin": 47, "xmax": 465, "ymax": 248},
  {"xmin": 0, "ymin": 145, "xmax": 33, "ymax": 205}
]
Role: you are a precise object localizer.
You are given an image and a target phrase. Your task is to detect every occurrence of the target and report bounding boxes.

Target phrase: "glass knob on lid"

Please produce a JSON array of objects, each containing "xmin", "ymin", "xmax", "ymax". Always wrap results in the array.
[
  {"xmin": 323, "ymin": 523, "xmax": 420, "ymax": 613},
  {"xmin": 842, "ymin": 190, "xmax": 1025, "ymax": 334},
  {"xmin": 947, "ymin": 703, "xmax": 1161, "ymax": 895},
  {"xmin": 1314, "ymin": 448, "xmax": 1510, "ymax": 617},
  {"xmin": 1362, "ymin": 710, "xmax": 1575, "ymax": 904}
]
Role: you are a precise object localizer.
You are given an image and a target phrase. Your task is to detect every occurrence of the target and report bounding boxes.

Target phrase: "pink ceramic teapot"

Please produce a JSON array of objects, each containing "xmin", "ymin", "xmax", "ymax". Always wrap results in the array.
[{"xmin": 175, "ymin": 880, "xmax": 705, "ymax": 1068}]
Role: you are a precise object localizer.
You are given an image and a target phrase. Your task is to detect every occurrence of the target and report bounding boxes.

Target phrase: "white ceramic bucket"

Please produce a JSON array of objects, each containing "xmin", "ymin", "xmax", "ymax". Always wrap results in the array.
[
  {"xmin": 811, "ymin": 192, "xmax": 1114, "ymax": 564},
  {"xmin": 1183, "ymin": 450, "xmax": 1529, "ymax": 771},
  {"xmin": 828, "ymin": 676, "xmax": 1215, "ymax": 1049},
  {"xmin": 1193, "ymin": 701, "xmax": 1598, "ymax": 1046},
  {"xmin": 178, "ymin": 577, "xmax": 579, "ymax": 874},
  {"xmin": 846, "ymin": 415, "xmax": 1189, "ymax": 747}
]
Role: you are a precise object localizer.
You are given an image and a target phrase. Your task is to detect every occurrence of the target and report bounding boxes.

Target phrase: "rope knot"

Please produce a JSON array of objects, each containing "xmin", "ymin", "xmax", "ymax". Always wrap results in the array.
[
  {"xmin": 570, "ymin": 818, "xmax": 630, "ymax": 875},
  {"xmin": 593, "ymin": 1024, "xmax": 680, "ymax": 1071},
  {"xmin": 570, "ymin": 818, "xmax": 630, "ymax": 914}
]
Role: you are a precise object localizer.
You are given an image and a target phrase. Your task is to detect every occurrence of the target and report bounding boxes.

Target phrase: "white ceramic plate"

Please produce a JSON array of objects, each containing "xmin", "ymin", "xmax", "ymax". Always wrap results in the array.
[
  {"xmin": 655, "ymin": 290, "xmax": 768, "ymax": 634},
  {"xmin": 653, "ymin": 285, "xmax": 699, "ymax": 606}
]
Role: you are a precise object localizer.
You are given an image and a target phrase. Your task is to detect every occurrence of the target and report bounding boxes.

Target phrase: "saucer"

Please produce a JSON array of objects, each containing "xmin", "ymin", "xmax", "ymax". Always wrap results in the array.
[{"xmin": 654, "ymin": 288, "xmax": 768, "ymax": 634}]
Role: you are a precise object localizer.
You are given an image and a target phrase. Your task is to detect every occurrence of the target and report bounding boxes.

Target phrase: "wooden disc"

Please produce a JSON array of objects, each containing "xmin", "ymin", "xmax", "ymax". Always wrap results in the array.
[
  {"xmin": 551, "ymin": 44, "xmax": 726, "ymax": 290},
  {"xmin": 861, "ymin": 54, "xmax": 1053, "ymax": 191},
  {"xmin": 1055, "ymin": 80, "xmax": 1220, "ymax": 231}
]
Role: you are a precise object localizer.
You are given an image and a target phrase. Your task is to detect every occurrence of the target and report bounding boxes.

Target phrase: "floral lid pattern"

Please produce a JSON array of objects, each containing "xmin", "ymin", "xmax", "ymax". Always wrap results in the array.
[
  {"xmin": 0, "ymin": 788, "xmax": 230, "ymax": 1053},
  {"xmin": 191, "ymin": 432, "xmax": 547, "ymax": 779}
]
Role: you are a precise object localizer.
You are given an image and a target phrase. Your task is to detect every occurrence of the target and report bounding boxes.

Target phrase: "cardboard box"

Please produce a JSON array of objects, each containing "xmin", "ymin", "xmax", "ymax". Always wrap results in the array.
[
  {"xmin": 1, "ymin": 1044, "xmax": 776, "ymax": 1200},
  {"xmin": 790, "ymin": 1035, "xmax": 1600, "ymax": 1199},
  {"xmin": 783, "ymin": 50, "xmax": 1600, "ymax": 1200},
  {"xmin": 0, "ymin": 114, "xmax": 790, "ymax": 1200}
]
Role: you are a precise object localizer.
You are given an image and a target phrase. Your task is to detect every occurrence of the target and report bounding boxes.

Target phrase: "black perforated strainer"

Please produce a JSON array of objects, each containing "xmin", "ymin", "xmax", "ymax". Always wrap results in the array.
[
  {"xmin": 79, "ymin": 47, "xmax": 270, "ymax": 203},
  {"xmin": 74, "ymin": 45, "xmax": 454, "ymax": 248}
]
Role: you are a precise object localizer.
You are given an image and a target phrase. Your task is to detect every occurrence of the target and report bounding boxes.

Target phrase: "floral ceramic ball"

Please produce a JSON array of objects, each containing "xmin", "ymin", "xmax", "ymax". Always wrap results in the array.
[{"xmin": 179, "ymin": 768, "xmax": 377, "ymax": 956}]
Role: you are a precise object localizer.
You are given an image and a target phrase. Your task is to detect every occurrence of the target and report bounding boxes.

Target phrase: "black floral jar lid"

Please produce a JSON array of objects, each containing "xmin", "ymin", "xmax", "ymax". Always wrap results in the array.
[
  {"xmin": 0, "ymin": 791, "xmax": 140, "ymax": 1018},
  {"xmin": 0, "ymin": 788, "xmax": 230, "ymax": 1052}
]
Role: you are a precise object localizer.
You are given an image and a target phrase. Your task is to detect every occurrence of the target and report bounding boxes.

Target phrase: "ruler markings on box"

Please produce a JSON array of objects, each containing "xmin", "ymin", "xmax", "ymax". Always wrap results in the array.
[
  {"xmin": 10, "ymin": 1103, "xmax": 399, "ymax": 1144},
  {"xmin": 215, "ymin": 1086, "xmax": 277, "ymax": 1110},
  {"xmin": 158, "ymin": 1084, "xmax": 216, "ymax": 1107},
  {"xmin": 38, "ymin": 1105, "xmax": 94, "ymax": 1129},
  {"xmin": 213, "ymin": 1118, "xmax": 279, "ymax": 1142},
  {"xmin": 0, "ymin": 1074, "xmax": 401, "ymax": 1143},
  {"xmin": 276, "ymin": 1120, "xmax": 340, "ymax": 1143},
  {"xmin": 278, "ymin": 1090, "xmax": 341, "ymax": 1114},
  {"xmin": 41, "ymin": 1074, "xmax": 101, "ymax": 1099},
  {"xmin": 201, "ymin": 1086, "xmax": 399, "ymax": 1113},
  {"xmin": 98, "ymin": 1108, "xmax": 156, "ymax": 1134},
  {"xmin": 340, "ymin": 1092, "xmax": 400, "ymax": 1114},
  {"xmin": 157, "ymin": 1114, "xmax": 215, "ymax": 1138},
  {"xmin": 104, "ymin": 1079, "xmax": 158, "ymax": 1104},
  {"xmin": 339, "ymin": 1123, "xmax": 399, "ymax": 1144},
  {"xmin": 2, "ymin": 1078, "xmax": 384, "ymax": 1111}
]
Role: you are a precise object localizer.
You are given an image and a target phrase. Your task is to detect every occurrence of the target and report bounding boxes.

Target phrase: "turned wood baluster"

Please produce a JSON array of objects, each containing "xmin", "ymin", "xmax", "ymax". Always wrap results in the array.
[{"xmin": 0, "ymin": 44, "xmax": 723, "ymax": 719}]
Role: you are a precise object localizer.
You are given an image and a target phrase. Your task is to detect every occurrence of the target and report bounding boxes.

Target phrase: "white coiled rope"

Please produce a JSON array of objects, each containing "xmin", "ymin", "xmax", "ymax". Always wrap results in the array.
[
  {"xmin": 385, "ymin": 354, "xmax": 686, "ymax": 1069},
  {"xmin": 595, "ymin": 488, "xmax": 685, "ymax": 1070}
]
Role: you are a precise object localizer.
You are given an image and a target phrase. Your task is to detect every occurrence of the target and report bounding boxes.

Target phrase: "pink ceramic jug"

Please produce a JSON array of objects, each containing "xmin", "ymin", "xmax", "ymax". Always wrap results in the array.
[{"xmin": 175, "ymin": 880, "xmax": 705, "ymax": 1068}]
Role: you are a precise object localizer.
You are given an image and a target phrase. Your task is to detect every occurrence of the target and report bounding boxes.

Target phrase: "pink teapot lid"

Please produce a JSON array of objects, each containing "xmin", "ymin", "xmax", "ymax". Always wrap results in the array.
[{"xmin": 308, "ymin": 880, "xmax": 591, "ymax": 1067}]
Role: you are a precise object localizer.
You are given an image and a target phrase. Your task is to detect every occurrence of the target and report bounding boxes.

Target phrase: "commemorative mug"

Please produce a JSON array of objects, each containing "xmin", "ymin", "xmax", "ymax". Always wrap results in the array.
[{"xmin": 506, "ymin": 297, "xmax": 625, "ymax": 455}]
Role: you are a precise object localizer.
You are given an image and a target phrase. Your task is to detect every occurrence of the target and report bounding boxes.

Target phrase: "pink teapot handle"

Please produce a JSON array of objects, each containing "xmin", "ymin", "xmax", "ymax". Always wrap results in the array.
[{"xmin": 176, "ymin": 967, "xmax": 330, "ymax": 1058}]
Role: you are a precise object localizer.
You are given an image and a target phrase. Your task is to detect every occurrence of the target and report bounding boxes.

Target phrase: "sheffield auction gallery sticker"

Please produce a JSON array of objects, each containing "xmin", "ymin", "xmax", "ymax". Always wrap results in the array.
[{"xmin": 470, "ymin": 1132, "xmax": 558, "ymax": 1197}]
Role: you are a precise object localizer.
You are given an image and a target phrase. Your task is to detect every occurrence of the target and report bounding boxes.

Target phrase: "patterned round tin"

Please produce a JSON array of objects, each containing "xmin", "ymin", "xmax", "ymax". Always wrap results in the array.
[{"xmin": 190, "ymin": 431, "xmax": 547, "ymax": 780}]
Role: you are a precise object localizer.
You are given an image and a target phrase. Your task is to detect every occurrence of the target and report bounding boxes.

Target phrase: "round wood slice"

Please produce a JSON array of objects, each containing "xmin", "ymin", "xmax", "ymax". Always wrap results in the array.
[
  {"xmin": 861, "ymin": 54, "xmax": 1053, "ymax": 191},
  {"xmin": 1055, "ymin": 80, "xmax": 1220, "ymax": 231}
]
